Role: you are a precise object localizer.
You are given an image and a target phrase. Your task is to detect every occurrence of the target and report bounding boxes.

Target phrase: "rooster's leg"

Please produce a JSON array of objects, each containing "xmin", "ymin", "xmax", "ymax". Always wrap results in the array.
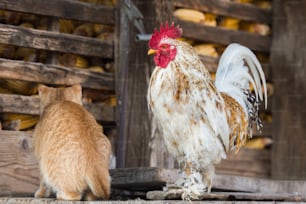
[
  {"xmin": 201, "ymin": 165, "xmax": 215, "ymax": 193},
  {"xmin": 184, "ymin": 161, "xmax": 192, "ymax": 176}
]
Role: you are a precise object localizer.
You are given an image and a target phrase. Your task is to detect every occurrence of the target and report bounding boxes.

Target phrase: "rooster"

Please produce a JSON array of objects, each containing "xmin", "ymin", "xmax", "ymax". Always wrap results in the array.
[{"xmin": 147, "ymin": 22, "xmax": 267, "ymax": 200}]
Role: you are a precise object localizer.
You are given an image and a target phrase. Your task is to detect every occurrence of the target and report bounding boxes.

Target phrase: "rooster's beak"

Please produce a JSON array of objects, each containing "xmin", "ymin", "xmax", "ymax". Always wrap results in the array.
[{"xmin": 148, "ymin": 49, "xmax": 157, "ymax": 55}]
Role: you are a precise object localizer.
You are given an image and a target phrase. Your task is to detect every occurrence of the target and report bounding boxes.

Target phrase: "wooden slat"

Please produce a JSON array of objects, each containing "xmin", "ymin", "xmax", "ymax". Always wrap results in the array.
[
  {"xmin": 0, "ymin": 94, "xmax": 115, "ymax": 122},
  {"xmin": 147, "ymin": 190, "xmax": 306, "ymax": 202},
  {"xmin": 216, "ymin": 148, "xmax": 270, "ymax": 178},
  {"xmin": 0, "ymin": 58, "xmax": 114, "ymax": 90},
  {"xmin": 173, "ymin": 0, "xmax": 272, "ymax": 24},
  {"xmin": 0, "ymin": 0, "xmax": 114, "ymax": 25},
  {"xmin": 111, "ymin": 167, "xmax": 306, "ymax": 195},
  {"xmin": 176, "ymin": 19, "xmax": 271, "ymax": 52},
  {"xmin": 270, "ymin": 0, "xmax": 306, "ymax": 180},
  {"xmin": 0, "ymin": 23, "xmax": 113, "ymax": 58},
  {"xmin": 0, "ymin": 130, "xmax": 38, "ymax": 197},
  {"xmin": 2, "ymin": 197, "xmax": 304, "ymax": 204}
]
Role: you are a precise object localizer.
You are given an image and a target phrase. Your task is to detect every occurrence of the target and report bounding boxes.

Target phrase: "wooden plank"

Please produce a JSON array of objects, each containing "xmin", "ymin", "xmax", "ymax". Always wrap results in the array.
[
  {"xmin": 173, "ymin": 0, "xmax": 272, "ymax": 24},
  {"xmin": 0, "ymin": 94, "xmax": 115, "ymax": 122},
  {"xmin": 110, "ymin": 167, "xmax": 179, "ymax": 190},
  {"xmin": 0, "ymin": 0, "xmax": 114, "ymax": 24},
  {"xmin": 176, "ymin": 19, "xmax": 271, "ymax": 52},
  {"xmin": 0, "ymin": 58, "xmax": 114, "ymax": 90},
  {"xmin": 0, "ymin": 23, "xmax": 113, "ymax": 58},
  {"xmin": 1, "ymin": 197, "xmax": 301, "ymax": 204},
  {"xmin": 0, "ymin": 130, "xmax": 38, "ymax": 197},
  {"xmin": 147, "ymin": 190, "xmax": 306, "ymax": 202},
  {"xmin": 271, "ymin": 0, "xmax": 306, "ymax": 179},
  {"xmin": 110, "ymin": 167, "xmax": 306, "ymax": 195},
  {"xmin": 115, "ymin": 0, "xmax": 171, "ymax": 168}
]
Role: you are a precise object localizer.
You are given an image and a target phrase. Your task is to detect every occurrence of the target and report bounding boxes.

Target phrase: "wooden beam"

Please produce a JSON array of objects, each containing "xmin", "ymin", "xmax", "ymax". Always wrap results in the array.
[
  {"xmin": 173, "ymin": 0, "xmax": 272, "ymax": 24},
  {"xmin": 0, "ymin": 58, "xmax": 114, "ymax": 90},
  {"xmin": 0, "ymin": 94, "xmax": 115, "ymax": 122},
  {"xmin": 147, "ymin": 191, "xmax": 305, "ymax": 202},
  {"xmin": 1, "ymin": 197, "xmax": 303, "ymax": 204},
  {"xmin": 0, "ymin": 23, "xmax": 113, "ymax": 58},
  {"xmin": 271, "ymin": 0, "xmax": 306, "ymax": 179},
  {"xmin": 0, "ymin": 130, "xmax": 38, "ymax": 197},
  {"xmin": 176, "ymin": 19, "xmax": 271, "ymax": 52},
  {"xmin": 0, "ymin": 0, "xmax": 114, "ymax": 24},
  {"xmin": 216, "ymin": 148, "xmax": 270, "ymax": 178}
]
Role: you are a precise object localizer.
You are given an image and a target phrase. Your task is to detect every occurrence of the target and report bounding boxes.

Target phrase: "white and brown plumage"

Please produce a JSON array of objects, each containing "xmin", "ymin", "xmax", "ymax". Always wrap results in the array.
[{"xmin": 147, "ymin": 23, "xmax": 267, "ymax": 200}]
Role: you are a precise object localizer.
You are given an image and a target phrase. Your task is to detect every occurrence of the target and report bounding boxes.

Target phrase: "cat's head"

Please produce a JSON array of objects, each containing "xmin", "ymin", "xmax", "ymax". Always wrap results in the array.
[{"xmin": 38, "ymin": 84, "xmax": 83, "ymax": 113}]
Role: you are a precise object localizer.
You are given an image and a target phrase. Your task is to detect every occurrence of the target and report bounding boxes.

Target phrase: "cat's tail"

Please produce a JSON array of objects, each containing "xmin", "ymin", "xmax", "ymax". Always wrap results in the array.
[{"xmin": 85, "ymin": 166, "xmax": 111, "ymax": 199}]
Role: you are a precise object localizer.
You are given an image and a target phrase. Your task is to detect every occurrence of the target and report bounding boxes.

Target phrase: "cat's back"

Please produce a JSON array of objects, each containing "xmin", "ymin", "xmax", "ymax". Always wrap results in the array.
[{"xmin": 35, "ymin": 100, "xmax": 101, "ymax": 143}]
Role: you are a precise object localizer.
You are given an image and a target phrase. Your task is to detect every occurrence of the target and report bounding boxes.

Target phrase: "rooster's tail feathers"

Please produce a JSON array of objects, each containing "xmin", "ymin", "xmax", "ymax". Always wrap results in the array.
[{"xmin": 215, "ymin": 43, "xmax": 267, "ymax": 129}]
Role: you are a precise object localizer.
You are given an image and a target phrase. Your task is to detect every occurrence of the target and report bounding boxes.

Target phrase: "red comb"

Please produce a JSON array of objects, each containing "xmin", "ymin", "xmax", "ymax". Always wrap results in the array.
[{"xmin": 149, "ymin": 22, "xmax": 182, "ymax": 49}]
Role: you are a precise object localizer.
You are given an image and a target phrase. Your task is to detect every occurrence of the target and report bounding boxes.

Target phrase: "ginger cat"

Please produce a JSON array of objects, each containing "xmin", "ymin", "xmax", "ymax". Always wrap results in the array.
[{"xmin": 33, "ymin": 84, "xmax": 111, "ymax": 200}]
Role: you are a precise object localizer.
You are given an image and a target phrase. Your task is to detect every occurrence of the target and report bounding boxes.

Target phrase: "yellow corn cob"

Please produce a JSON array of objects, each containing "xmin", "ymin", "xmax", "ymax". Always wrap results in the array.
[
  {"xmin": 203, "ymin": 13, "xmax": 217, "ymax": 27},
  {"xmin": 193, "ymin": 44, "xmax": 219, "ymax": 57},
  {"xmin": 0, "ymin": 79, "xmax": 38, "ymax": 95},
  {"xmin": 238, "ymin": 0, "xmax": 252, "ymax": 3},
  {"xmin": 96, "ymin": 32, "xmax": 114, "ymax": 42},
  {"xmin": 19, "ymin": 22, "xmax": 35, "ymax": 29},
  {"xmin": 252, "ymin": 1, "xmax": 272, "ymax": 9},
  {"xmin": 93, "ymin": 24, "xmax": 114, "ymax": 36},
  {"xmin": 177, "ymin": 37, "xmax": 195, "ymax": 45},
  {"xmin": 173, "ymin": 9, "xmax": 205, "ymax": 24},
  {"xmin": 95, "ymin": 0, "xmax": 114, "ymax": 5},
  {"xmin": 219, "ymin": 17, "xmax": 240, "ymax": 30},
  {"xmin": 104, "ymin": 96, "xmax": 116, "ymax": 107},
  {"xmin": 0, "ymin": 86, "xmax": 12, "ymax": 94},
  {"xmin": 88, "ymin": 66, "xmax": 105, "ymax": 73},
  {"xmin": 240, "ymin": 22, "xmax": 271, "ymax": 36},
  {"xmin": 73, "ymin": 23, "xmax": 94, "ymax": 37},
  {"xmin": 59, "ymin": 19, "xmax": 75, "ymax": 34},
  {"xmin": 244, "ymin": 137, "xmax": 272, "ymax": 149},
  {"xmin": 3, "ymin": 113, "xmax": 39, "ymax": 130},
  {"xmin": 15, "ymin": 47, "xmax": 36, "ymax": 61},
  {"xmin": 58, "ymin": 54, "xmax": 89, "ymax": 69},
  {"xmin": 260, "ymin": 112, "xmax": 272, "ymax": 123},
  {"xmin": 104, "ymin": 62, "xmax": 115, "ymax": 73}
]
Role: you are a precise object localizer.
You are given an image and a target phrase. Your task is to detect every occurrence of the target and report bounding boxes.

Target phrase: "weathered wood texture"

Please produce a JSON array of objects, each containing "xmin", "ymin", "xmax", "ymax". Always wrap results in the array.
[
  {"xmin": 271, "ymin": 0, "xmax": 306, "ymax": 179},
  {"xmin": 0, "ymin": 129, "xmax": 304, "ymax": 197},
  {"xmin": 111, "ymin": 167, "xmax": 306, "ymax": 195},
  {"xmin": 0, "ymin": 94, "xmax": 115, "ymax": 122},
  {"xmin": 0, "ymin": 131, "xmax": 38, "ymax": 197},
  {"xmin": 215, "ymin": 148, "xmax": 270, "ymax": 178},
  {"xmin": 147, "ymin": 191, "xmax": 305, "ymax": 202},
  {"xmin": 0, "ymin": 0, "xmax": 114, "ymax": 24},
  {"xmin": 175, "ymin": 19, "xmax": 271, "ymax": 53},
  {"xmin": 173, "ymin": 0, "xmax": 272, "ymax": 24},
  {"xmin": 0, "ymin": 58, "xmax": 114, "ymax": 90},
  {"xmin": 0, "ymin": 24, "xmax": 113, "ymax": 58},
  {"xmin": 115, "ymin": 0, "xmax": 172, "ymax": 168},
  {"xmin": 0, "ymin": 198, "xmax": 302, "ymax": 204}
]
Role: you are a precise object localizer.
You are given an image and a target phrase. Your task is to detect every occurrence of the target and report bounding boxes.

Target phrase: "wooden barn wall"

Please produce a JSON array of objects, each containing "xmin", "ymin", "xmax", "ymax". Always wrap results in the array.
[
  {"xmin": 271, "ymin": 0, "xmax": 306, "ymax": 179},
  {"xmin": 116, "ymin": 0, "xmax": 172, "ymax": 167}
]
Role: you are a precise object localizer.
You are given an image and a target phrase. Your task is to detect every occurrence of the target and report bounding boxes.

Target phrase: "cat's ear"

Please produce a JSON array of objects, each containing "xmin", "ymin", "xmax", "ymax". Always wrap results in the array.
[
  {"xmin": 71, "ymin": 84, "xmax": 82, "ymax": 95},
  {"xmin": 38, "ymin": 84, "xmax": 48, "ymax": 95}
]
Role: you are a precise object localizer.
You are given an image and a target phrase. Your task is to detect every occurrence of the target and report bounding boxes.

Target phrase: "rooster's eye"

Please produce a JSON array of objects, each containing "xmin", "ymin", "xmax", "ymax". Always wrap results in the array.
[{"xmin": 161, "ymin": 44, "xmax": 168, "ymax": 49}]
